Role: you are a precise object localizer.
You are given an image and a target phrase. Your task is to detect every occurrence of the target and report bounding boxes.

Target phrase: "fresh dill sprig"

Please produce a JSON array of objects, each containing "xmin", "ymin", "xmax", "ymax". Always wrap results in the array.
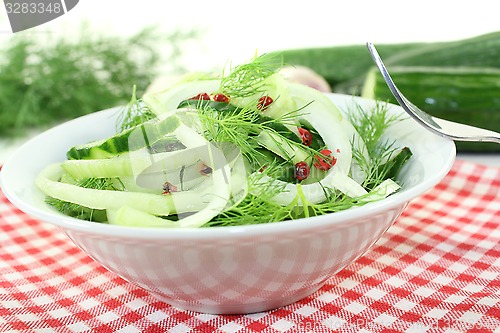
[
  {"xmin": 349, "ymin": 101, "xmax": 410, "ymax": 189},
  {"xmin": 116, "ymin": 85, "xmax": 156, "ymax": 131},
  {"xmin": 219, "ymin": 53, "xmax": 283, "ymax": 98},
  {"xmin": 353, "ymin": 140, "xmax": 397, "ymax": 189},
  {"xmin": 195, "ymin": 103, "xmax": 262, "ymax": 166},
  {"xmin": 348, "ymin": 101, "xmax": 402, "ymax": 153}
]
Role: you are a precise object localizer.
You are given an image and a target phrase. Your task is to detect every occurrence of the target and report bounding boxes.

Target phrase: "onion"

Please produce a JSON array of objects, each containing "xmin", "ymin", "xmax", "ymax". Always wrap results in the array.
[{"xmin": 278, "ymin": 66, "xmax": 332, "ymax": 93}]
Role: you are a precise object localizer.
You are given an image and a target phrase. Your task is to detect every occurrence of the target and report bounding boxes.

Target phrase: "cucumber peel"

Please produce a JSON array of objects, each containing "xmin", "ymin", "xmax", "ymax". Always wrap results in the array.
[{"xmin": 67, "ymin": 115, "xmax": 181, "ymax": 160}]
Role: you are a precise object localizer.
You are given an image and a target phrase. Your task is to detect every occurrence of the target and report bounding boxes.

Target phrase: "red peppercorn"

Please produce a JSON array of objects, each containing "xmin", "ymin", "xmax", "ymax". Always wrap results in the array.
[
  {"xmin": 213, "ymin": 93, "xmax": 229, "ymax": 103},
  {"xmin": 257, "ymin": 96, "xmax": 273, "ymax": 111},
  {"xmin": 297, "ymin": 127, "xmax": 313, "ymax": 146},
  {"xmin": 190, "ymin": 93, "xmax": 211, "ymax": 101},
  {"xmin": 313, "ymin": 149, "xmax": 337, "ymax": 171},
  {"xmin": 294, "ymin": 161, "xmax": 310, "ymax": 181}
]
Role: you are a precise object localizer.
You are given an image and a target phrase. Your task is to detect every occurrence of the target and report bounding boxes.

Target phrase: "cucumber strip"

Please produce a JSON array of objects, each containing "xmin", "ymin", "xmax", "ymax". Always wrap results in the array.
[
  {"xmin": 251, "ymin": 169, "xmax": 368, "ymax": 206},
  {"xmin": 36, "ymin": 164, "xmax": 209, "ymax": 215},
  {"xmin": 261, "ymin": 74, "xmax": 299, "ymax": 120},
  {"xmin": 256, "ymin": 130, "xmax": 310, "ymax": 164},
  {"xmin": 107, "ymin": 206, "xmax": 178, "ymax": 228},
  {"xmin": 62, "ymin": 149, "xmax": 151, "ymax": 179},
  {"xmin": 143, "ymin": 79, "xmax": 221, "ymax": 116},
  {"xmin": 255, "ymin": 116, "xmax": 302, "ymax": 144},
  {"xmin": 116, "ymin": 176, "xmax": 158, "ymax": 194},
  {"xmin": 62, "ymin": 147, "xmax": 207, "ymax": 181},
  {"xmin": 67, "ymin": 115, "xmax": 181, "ymax": 160},
  {"xmin": 173, "ymin": 123, "xmax": 210, "ymax": 149},
  {"xmin": 330, "ymin": 172, "xmax": 368, "ymax": 198}
]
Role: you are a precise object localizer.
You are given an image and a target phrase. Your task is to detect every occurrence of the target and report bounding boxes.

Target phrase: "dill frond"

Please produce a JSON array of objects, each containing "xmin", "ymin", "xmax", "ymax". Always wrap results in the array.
[
  {"xmin": 219, "ymin": 53, "xmax": 283, "ymax": 98},
  {"xmin": 116, "ymin": 85, "xmax": 156, "ymax": 131},
  {"xmin": 349, "ymin": 101, "xmax": 411, "ymax": 189},
  {"xmin": 348, "ymin": 101, "xmax": 402, "ymax": 153}
]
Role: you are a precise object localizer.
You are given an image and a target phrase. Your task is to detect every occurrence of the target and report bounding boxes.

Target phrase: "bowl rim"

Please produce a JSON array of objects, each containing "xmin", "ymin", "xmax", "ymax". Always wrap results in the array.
[{"xmin": 0, "ymin": 94, "xmax": 456, "ymax": 240}]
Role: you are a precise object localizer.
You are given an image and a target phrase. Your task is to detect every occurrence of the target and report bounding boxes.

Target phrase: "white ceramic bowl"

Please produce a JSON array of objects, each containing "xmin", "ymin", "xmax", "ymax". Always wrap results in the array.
[{"xmin": 0, "ymin": 94, "xmax": 455, "ymax": 314}]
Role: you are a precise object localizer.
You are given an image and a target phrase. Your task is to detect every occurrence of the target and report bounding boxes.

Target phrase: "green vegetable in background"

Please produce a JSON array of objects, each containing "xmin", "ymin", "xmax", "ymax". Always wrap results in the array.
[
  {"xmin": 268, "ymin": 42, "xmax": 425, "ymax": 90},
  {"xmin": 0, "ymin": 25, "xmax": 198, "ymax": 138},
  {"xmin": 362, "ymin": 66, "xmax": 500, "ymax": 152},
  {"xmin": 272, "ymin": 32, "xmax": 500, "ymax": 152},
  {"xmin": 271, "ymin": 32, "xmax": 500, "ymax": 93}
]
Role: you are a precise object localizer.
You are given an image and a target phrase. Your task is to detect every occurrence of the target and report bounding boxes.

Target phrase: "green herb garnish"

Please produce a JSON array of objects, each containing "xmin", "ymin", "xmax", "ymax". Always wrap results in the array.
[{"xmin": 219, "ymin": 53, "xmax": 282, "ymax": 98}]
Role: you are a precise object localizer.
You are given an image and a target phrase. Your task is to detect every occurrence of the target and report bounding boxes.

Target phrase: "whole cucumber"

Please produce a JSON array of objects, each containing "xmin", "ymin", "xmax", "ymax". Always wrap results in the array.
[
  {"xmin": 386, "ymin": 31, "xmax": 500, "ymax": 68},
  {"xmin": 268, "ymin": 43, "xmax": 425, "ymax": 88},
  {"xmin": 362, "ymin": 66, "xmax": 500, "ymax": 152},
  {"xmin": 272, "ymin": 32, "xmax": 500, "ymax": 90}
]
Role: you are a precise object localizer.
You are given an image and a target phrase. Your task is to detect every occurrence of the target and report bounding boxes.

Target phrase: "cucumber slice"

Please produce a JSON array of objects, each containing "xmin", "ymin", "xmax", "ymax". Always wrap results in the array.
[
  {"xmin": 62, "ymin": 148, "xmax": 203, "ymax": 180},
  {"xmin": 67, "ymin": 115, "xmax": 181, "ymax": 160},
  {"xmin": 330, "ymin": 172, "xmax": 368, "ymax": 198},
  {"xmin": 36, "ymin": 163, "xmax": 209, "ymax": 215},
  {"xmin": 256, "ymin": 130, "xmax": 310, "ymax": 164},
  {"xmin": 107, "ymin": 206, "xmax": 178, "ymax": 228}
]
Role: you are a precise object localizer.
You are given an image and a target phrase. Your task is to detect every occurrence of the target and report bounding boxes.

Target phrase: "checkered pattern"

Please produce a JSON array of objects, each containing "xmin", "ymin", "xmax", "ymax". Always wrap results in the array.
[{"xmin": 1, "ymin": 159, "xmax": 499, "ymax": 333}]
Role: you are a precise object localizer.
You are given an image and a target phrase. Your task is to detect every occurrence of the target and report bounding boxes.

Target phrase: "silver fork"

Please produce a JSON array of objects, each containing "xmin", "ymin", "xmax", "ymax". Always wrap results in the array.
[{"xmin": 366, "ymin": 43, "xmax": 500, "ymax": 144}]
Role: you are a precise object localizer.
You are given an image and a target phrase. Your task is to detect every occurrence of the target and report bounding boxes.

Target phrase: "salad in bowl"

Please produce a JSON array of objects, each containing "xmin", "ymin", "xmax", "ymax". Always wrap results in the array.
[
  {"xmin": 36, "ymin": 54, "xmax": 412, "ymax": 228},
  {"xmin": 0, "ymin": 54, "xmax": 455, "ymax": 314}
]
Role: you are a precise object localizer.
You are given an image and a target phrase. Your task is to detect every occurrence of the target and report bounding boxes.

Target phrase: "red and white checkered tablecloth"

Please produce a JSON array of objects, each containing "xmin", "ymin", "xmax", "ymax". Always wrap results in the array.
[{"xmin": 1, "ymin": 159, "xmax": 499, "ymax": 333}]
